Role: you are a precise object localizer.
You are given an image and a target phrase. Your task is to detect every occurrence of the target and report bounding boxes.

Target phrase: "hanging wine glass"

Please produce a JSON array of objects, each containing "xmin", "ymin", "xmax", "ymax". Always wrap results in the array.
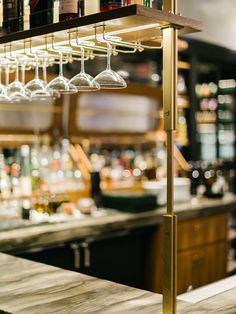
[
  {"xmin": 0, "ymin": 62, "xmax": 10, "ymax": 103},
  {"xmin": 6, "ymin": 58, "xmax": 31, "ymax": 102},
  {"xmin": 25, "ymin": 56, "xmax": 52, "ymax": 99},
  {"xmin": 20, "ymin": 59, "xmax": 32, "ymax": 98},
  {"xmin": 47, "ymin": 52, "xmax": 77, "ymax": 94},
  {"xmin": 92, "ymin": 44, "xmax": 127, "ymax": 89},
  {"xmin": 42, "ymin": 58, "xmax": 60, "ymax": 99},
  {"xmin": 69, "ymin": 46, "xmax": 100, "ymax": 92}
]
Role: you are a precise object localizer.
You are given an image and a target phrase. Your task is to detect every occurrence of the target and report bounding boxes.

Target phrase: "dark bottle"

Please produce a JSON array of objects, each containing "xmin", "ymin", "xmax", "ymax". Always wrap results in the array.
[
  {"xmin": 189, "ymin": 161, "xmax": 201, "ymax": 195},
  {"xmin": 30, "ymin": 0, "xmax": 54, "ymax": 29},
  {"xmin": 100, "ymin": 0, "xmax": 123, "ymax": 12},
  {"xmin": 59, "ymin": 0, "xmax": 79, "ymax": 21},
  {"xmin": 90, "ymin": 171, "xmax": 103, "ymax": 208},
  {"xmin": 3, "ymin": 0, "xmax": 24, "ymax": 34},
  {"xmin": 22, "ymin": 199, "xmax": 31, "ymax": 220}
]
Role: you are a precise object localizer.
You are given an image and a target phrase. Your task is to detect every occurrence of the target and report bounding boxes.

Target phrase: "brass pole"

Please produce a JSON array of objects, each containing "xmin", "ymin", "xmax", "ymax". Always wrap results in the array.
[{"xmin": 162, "ymin": 0, "xmax": 178, "ymax": 313}]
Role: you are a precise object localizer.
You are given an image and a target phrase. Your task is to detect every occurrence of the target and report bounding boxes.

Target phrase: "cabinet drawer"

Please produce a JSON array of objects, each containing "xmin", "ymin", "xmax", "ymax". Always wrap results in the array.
[
  {"xmin": 177, "ymin": 242, "xmax": 227, "ymax": 294},
  {"xmin": 178, "ymin": 213, "xmax": 228, "ymax": 251}
]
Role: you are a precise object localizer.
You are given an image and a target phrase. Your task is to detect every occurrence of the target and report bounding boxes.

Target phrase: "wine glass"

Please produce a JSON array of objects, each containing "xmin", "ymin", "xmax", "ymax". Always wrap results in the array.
[
  {"xmin": 47, "ymin": 52, "xmax": 77, "ymax": 94},
  {"xmin": 6, "ymin": 58, "xmax": 30, "ymax": 102},
  {"xmin": 25, "ymin": 56, "xmax": 52, "ymax": 99},
  {"xmin": 69, "ymin": 47, "xmax": 100, "ymax": 91},
  {"xmin": 42, "ymin": 58, "xmax": 60, "ymax": 99},
  {"xmin": 92, "ymin": 44, "xmax": 127, "ymax": 89},
  {"xmin": 0, "ymin": 62, "xmax": 10, "ymax": 103}
]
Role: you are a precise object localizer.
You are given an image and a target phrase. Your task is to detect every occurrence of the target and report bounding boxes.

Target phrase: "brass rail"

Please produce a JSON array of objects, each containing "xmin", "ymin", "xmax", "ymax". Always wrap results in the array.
[{"xmin": 162, "ymin": 0, "xmax": 178, "ymax": 313}]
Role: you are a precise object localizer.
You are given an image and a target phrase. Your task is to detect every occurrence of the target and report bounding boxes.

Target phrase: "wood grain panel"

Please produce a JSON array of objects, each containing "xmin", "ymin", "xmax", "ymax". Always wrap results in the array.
[{"xmin": 178, "ymin": 213, "xmax": 228, "ymax": 251}]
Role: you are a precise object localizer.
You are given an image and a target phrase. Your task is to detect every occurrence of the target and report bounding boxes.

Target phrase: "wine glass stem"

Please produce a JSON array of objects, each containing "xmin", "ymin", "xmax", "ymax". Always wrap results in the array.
[
  {"xmin": 5, "ymin": 65, "xmax": 9, "ymax": 85},
  {"xmin": 59, "ymin": 52, "xmax": 63, "ymax": 76},
  {"xmin": 43, "ymin": 60, "xmax": 47, "ymax": 84},
  {"xmin": 35, "ymin": 57, "xmax": 39, "ymax": 79},
  {"xmin": 15, "ymin": 59, "xmax": 19, "ymax": 81},
  {"xmin": 21, "ymin": 64, "xmax": 25, "ymax": 84},
  {"xmin": 81, "ymin": 48, "xmax": 85, "ymax": 74},
  {"xmin": 106, "ymin": 45, "xmax": 112, "ymax": 71}
]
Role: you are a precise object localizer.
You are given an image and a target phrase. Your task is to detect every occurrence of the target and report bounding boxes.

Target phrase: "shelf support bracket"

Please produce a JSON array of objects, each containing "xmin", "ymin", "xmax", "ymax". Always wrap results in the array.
[{"xmin": 162, "ymin": 0, "xmax": 178, "ymax": 314}]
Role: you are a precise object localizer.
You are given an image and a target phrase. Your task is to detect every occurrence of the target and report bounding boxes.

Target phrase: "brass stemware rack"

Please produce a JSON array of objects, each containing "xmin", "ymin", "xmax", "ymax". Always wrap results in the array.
[{"xmin": 0, "ymin": 3, "xmax": 202, "ymax": 314}]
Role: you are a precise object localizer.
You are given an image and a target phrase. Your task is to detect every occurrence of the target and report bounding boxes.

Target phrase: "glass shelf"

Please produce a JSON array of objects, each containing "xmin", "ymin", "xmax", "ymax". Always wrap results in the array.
[{"xmin": 0, "ymin": 5, "xmax": 202, "ymax": 55}]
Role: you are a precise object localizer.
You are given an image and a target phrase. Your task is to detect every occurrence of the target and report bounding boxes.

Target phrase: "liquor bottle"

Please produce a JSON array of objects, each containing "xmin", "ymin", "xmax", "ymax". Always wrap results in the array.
[
  {"xmin": 53, "ymin": 0, "xmax": 60, "ymax": 22},
  {"xmin": 84, "ymin": 0, "xmax": 99, "ymax": 15},
  {"xmin": 3, "ymin": 0, "xmax": 24, "ymax": 33},
  {"xmin": 29, "ymin": 0, "xmax": 54, "ymax": 28},
  {"xmin": 59, "ymin": 0, "xmax": 79, "ymax": 21},
  {"xmin": 0, "ymin": 0, "xmax": 3, "ymax": 34},
  {"xmin": 90, "ymin": 171, "xmax": 103, "ymax": 208},
  {"xmin": 11, "ymin": 162, "xmax": 21, "ymax": 197},
  {"xmin": 31, "ymin": 140, "xmax": 40, "ymax": 191},
  {"xmin": 24, "ymin": 0, "xmax": 30, "ymax": 30},
  {"xmin": 100, "ymin": 0, "xmax": 123, "ymax": 12},
  {"xmin": 124, "ymin": 0, "xmax": 143, "ymax": 5},
  {"xmin": 20, "ymin": 145, "xmax": 32, "ymax": 197},
  {"xmin": 143, "ymin": 0, "xmax": 152, "ymax": 7},
  {"xmin": 0, "ymin": 154, "xmax": 11, "ymax": 199}
]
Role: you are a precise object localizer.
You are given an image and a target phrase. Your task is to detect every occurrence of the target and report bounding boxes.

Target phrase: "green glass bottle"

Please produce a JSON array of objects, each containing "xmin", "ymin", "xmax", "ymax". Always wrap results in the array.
[{"xmin": 143, "ymin": 0, "xmax": 152, "ymax": 8}]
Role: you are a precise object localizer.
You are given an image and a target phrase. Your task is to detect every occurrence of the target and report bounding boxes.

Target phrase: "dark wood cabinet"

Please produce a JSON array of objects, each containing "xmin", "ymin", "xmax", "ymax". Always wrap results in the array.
[
  {"xmin": 13, "ymin": 227, "xmax": 153, "ymax": 290},
  {"xmin": 145, "ymin": 213, "xmax": 228, "ymax": 294}
]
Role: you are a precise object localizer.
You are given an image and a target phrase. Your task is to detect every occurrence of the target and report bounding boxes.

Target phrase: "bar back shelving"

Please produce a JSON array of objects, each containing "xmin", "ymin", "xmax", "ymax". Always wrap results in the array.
[{"xmin": 0, "ymin": 4, "xmax": 202, "ymax": 314}]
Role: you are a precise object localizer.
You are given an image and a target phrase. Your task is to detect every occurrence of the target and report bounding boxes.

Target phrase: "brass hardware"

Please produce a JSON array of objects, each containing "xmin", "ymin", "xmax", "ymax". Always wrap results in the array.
[
  {"xmin": 163, "ymin": 0, "xmax": 178, "ymax": 14},
  {"xmin": 70, "ymin": 242, "xmax": 81, "ymax": 269},
  {"xmin": 163, "ymin": 215, "xmax": 177, "ymax": 314},
  {"xmin": 163, "ymin": 27, "xmax": 177, "ymax": 130},
  {"xmin": 162, "ymin": 0, "xmax": 178, "ymax": 314}
]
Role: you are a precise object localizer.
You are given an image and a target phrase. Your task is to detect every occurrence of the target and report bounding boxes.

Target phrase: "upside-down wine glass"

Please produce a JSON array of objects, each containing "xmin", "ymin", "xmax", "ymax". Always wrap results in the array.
[
  {"xmin": 0, "ymin": 62, "xmax": 10, "ymax": 103},
  {"xmin": 47, "ymin": 52, "xmax": 77, "ymax": 94},
  {"xmin": 69, "ymin": 46, "xmax": 100, "ymax": 91},
  {"xmin": 25, "ymin": 56, "xmax": 52, "ymax": 99},
  {"xmin": 42, "ymin": 58, "xmax": 60, "ymax": 99},
  {"xmin": 6, "ymin": 58, "xmax": 30, "ymax": 102},
  {"xmin": 92, "ymin": 44, "xmax": 127, "ymax": 89}
]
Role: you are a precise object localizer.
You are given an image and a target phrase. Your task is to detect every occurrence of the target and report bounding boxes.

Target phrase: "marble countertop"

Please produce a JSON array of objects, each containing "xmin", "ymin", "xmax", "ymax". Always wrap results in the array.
[
  {"xmin": 1, "ymin": 194, "xmax": 236, "ymax": 253},
  {"xmin": 0, "ymin": 253, "xmax": 235, "ymax": 314}
]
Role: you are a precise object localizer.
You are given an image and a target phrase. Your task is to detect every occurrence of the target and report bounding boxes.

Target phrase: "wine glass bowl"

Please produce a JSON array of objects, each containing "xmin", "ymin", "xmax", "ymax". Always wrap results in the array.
[
  {"xmin": 69, "ymin": 46, "xmax": 100, "ymax": 92},
  {"xmin": 93, "ymin": 44, "xmax": 127, "ymax": 89},
  {"xmin": 47, "ymin": 52, "xmax": 77, "ymax": 94},
  {"xmin": 6, "ymin": 59, "xmax": 30, "ymax": 102},
  {"xmin": 0, "ymin": 63, "xmax": 10, "ymax": 103},
  {"xmin": 25, "ymin": 58, "xmax": 53, "ymax": 99},
  {"xmin": 70, "ymin": 72, "xmax": 100, "ymax": 91},
  {"xmin": 93, "ymin": 69, "xmax": 127, "ymax": 89},
  {"xmin": 6, "ymin": 81, "xmax": 29, "ymax": 101},
  {"xmin": 48, "ymin": 75, "xmax": 77, "ymax": 94}
]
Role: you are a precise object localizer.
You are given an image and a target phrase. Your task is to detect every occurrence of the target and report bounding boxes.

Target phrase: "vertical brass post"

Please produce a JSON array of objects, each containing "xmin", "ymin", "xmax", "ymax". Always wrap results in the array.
[{"xmin": 162, "ymin": 0, "xmax": 178, "ymax": 313}]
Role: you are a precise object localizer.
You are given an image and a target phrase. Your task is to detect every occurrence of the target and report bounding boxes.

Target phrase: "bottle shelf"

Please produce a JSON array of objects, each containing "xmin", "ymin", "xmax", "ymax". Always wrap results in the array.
[{"xmin": 0, "ymin": 5, "xmax": 202, "ymax": 54}]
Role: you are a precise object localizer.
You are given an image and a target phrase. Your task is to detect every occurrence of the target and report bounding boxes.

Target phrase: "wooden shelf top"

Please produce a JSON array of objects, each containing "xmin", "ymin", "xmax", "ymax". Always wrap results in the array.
[{"xmin": 0, "ymin": 5, "xmax": 202, "ymax": 54}]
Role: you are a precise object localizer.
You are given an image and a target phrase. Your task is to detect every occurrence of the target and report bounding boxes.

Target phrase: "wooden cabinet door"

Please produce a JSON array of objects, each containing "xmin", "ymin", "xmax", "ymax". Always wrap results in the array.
[{"xmin": 178, "ymin": 242, "xmax": 227, "ymax": 294}]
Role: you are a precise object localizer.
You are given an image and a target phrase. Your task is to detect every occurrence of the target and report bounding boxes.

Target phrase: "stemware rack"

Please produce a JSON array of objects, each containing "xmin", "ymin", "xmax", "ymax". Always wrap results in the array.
[
  {"xmin": 0, "ymin": 5, "xmax": 201, "ymax": 56},
  {"xmin": 0, "ymin": 4, "xmax": 202, "ymax": 314}
]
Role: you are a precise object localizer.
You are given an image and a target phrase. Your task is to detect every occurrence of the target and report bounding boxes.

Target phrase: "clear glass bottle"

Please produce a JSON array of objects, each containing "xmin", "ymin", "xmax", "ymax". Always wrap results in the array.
[
  {"xmin": 20, "ymin": 145, "xmax": 32, "ymax": 197},
  {"xmin": 59, "ymin": 0, "xmax": 79, "ymax": 21},
  {"xmin": 84, "ymin": 0, "xmax": 99, "ymax": 15},
  {"xmin": 0, "ymin": 153, "xmax": 11, "ymax": 199}
]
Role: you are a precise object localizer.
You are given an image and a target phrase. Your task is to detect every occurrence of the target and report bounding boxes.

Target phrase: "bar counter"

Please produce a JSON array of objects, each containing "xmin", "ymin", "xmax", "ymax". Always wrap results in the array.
[
  {"xmin": 0, "ymin": 193, "xmax": 236, "ymax": 253},
  {"xmin": 0, "ymin": 253, "xmax": 235, "ymax": 314}
]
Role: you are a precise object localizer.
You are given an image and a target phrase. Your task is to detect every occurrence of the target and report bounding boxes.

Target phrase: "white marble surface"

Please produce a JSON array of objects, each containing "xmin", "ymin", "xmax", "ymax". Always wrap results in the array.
[{"xmin": 178, "ymin": 275, "xmax": 236, "ymax": 303}]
